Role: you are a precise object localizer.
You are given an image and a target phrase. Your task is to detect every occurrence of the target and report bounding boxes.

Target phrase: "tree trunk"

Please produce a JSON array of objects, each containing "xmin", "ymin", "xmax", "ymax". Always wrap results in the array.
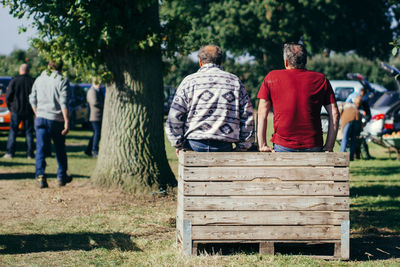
[{"xmin": 90, "ymin": 43, "xmax": 176, "ymax": 192}]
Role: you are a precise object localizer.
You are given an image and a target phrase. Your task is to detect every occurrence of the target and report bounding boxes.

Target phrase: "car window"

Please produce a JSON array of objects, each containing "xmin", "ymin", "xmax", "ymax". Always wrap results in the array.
[
  {"xmin": 373, "ymin": 92, "xmax": 400, "ymax": 108},
  {"xmin": 334, "ymin": 87, "xmax": 354, "ymax": 102}
]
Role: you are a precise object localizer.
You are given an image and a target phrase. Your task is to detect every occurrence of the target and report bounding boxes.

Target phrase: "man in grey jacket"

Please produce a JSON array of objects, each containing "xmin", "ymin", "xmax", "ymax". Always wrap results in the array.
[{"xmin": 29, "ymin": 60, "xmax": 72, "ymax": 188}]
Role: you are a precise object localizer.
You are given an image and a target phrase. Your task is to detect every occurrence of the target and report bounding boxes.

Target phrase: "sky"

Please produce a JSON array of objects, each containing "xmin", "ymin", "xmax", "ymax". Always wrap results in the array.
[{"xmin": 0, "ymin": 6, "xmax": 37, "ymax": 56}]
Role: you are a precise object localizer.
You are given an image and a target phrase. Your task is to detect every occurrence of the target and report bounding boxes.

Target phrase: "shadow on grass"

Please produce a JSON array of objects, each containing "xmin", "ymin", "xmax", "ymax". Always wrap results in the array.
[
  {"xmin": 0, "ymin": 173, "xmax": 89, "ymax": 180},
  {"xmin": 0, "ymin": 161, "xmax": 33, "ymax": 167},
  {"xmin": 0, "ymin": 232, "xmax": 140, "ymax": 254},
  {"xmin": 350, "ymin": 166, "xmax": 400, "ymax": 177},
  {"xmin": 351, "ymin": 235, "xmax": 400, "ymax": 261},
  {"xmin": 351, "ymin": 209, "xmax": 400, "ymax": 231},
  {"xmin": 351, "ymin": 185, "xmax": 400, "ymax": 197}
]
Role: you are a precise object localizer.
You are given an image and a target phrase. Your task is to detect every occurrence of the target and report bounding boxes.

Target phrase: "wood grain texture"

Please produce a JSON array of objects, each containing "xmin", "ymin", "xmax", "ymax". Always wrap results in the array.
[
  {"xmin": 192, "ymin": 225, "xmax": 341, "ymax": 240},
  {"xmin": 184, "ymin": 211, "xmax": 349, "ymax": 225},
  {"xmin": 180, "ymin": 152, "xmax": 349, "ymax": 167},
  {"xmin": 181, "ymin": 166, "xmax": 349, "ymax": 181},
  {"xmin": 183, "ymin": 196, "xmax": 349, "ymax": 211},
  {"xmin": 183, "ymin": 181, "xmax": 349, "ymax": 196}
]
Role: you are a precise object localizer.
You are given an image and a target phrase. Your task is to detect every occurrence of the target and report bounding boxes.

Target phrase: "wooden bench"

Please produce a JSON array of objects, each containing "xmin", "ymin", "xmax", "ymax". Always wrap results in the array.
[{"xmin": 176, "ymin": 151, "xmax": 350, "ymax": 259}]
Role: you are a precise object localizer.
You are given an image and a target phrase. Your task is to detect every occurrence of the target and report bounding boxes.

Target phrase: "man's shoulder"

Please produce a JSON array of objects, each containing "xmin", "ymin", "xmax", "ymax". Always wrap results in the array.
[{"xmin": 304, "ymin": 69, "xmax": 327, "ymax": 79}]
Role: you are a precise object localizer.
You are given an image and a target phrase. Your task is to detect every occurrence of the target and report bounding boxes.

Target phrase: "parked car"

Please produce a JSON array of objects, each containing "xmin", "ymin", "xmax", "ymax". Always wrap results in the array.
[
  {"xmin": 320, "ymin": 77, "xmax": 388, "ymax": 133},
  {"xmin": 0, "ymin": 77, "xmax": 21, "ymax": 131},
  {"xmin": 69, "ymin": 83, "xmax": 90, "ymax": 128},
  {"xmin": 363, "ymin": 63, "xmax": 400, "ymax": 137}
]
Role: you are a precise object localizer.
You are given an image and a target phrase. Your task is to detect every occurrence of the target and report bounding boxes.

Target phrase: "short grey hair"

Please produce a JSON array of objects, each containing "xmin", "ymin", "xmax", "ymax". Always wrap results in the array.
[
  {"xmin": 198, "ymin": 45, "xmax": 223, "ymax": 65},
  {"xmin": 283, "ymin": 43, "xmax": 307, "ymax": 69}
]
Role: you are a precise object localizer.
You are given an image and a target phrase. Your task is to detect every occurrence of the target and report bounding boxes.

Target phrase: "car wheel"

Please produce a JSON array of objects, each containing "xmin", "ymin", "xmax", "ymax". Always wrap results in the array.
[{"xmin": 321, "ymin": 114, "xmax": 329, "ymax": 133}]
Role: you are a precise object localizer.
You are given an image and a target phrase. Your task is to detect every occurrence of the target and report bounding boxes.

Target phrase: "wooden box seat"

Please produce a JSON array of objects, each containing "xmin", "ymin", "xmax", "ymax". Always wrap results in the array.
[{"xmin": 176, "ymin": 151, "xmax": 350, "ymax": 259}]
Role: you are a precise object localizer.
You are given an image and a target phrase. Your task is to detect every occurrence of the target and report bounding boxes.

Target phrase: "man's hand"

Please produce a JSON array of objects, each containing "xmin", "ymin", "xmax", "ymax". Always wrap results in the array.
[
  {"xmin": 176, "ymin": 149, "xmax": 180, "ymax": 157},
  {"xmin": 259, "ymin": 145, "xmax": 275, "ymax": 152},
  {"xmin": 61, "ymin": 121, "xmax": 70, "ymax": 135}
]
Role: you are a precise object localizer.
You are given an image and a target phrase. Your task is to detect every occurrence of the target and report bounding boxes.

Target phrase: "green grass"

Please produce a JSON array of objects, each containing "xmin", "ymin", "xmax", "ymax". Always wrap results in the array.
[{"xmin": 0, "ymin": 128, "xmax": 400, "ymax": 266}]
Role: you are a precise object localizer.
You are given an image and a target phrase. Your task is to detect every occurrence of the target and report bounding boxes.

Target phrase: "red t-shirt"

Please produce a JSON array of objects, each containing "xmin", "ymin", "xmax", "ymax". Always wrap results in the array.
[{"xmin": 257, "ymin": 69, "xmax": 336, "ymax": 149}]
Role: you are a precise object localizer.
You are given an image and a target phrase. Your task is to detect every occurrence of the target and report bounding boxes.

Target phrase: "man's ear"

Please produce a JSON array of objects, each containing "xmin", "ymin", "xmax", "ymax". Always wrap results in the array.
[
  {"xmin": 284, "ymin": 60, "xmax": 289, "ymax": 69},
  {"xmin": 199, "ymin": 58, "xmax": 203, "ymax": 67}
]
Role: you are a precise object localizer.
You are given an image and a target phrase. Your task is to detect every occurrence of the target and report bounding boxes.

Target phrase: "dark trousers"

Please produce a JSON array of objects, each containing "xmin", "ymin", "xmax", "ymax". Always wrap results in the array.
[
  {"xmin": 86, "ymin": 121, "xmax": 102, "ymax": 155},
  {"xmin": 340, "ymin": 121, "xmax": 361, "ymax": 161},
  {"xmin": 6, "ymin": 112, "xmax": 34, "ymax": 157},
  {"xmin": 35, "ymin": 117, "xmax": 68, "ymax": 180}
]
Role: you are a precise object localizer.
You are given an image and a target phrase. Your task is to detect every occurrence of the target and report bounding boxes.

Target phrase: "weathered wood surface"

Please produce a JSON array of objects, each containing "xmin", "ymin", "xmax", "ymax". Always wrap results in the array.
[
  {"xmin": 179, "ymin": 152, "xmax": 349, "ymax": 167},
  {"xmin": 192, "ymin": 225, "xmax": 341, "ymax": 240},
  {"xmin": 183, "ymin": 196, "xmax": 349, "ymax": 211},
  {"xmin": 183, "ymin": 182, "xmax": 349, "ymax": 196},
  {"xmin": 180, "ymin": 166, "xmax": 349, "ymax": 181},
  {"xmin": 184, "ymin": 211, "xmax": 349, "ymax": 225}
]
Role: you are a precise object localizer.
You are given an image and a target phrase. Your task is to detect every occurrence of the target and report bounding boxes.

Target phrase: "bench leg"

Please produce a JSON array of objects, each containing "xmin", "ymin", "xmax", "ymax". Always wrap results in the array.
[
  {"xmin": 341, "ymin": 220, "xmax": 350, "ymax": 260},
  {"xmin": 182, "ymin": 220, "xmax": 192, "ymax": 255},
  {"xmin": 260, "ymin": 242, "xmax": 274, "ymax": 255}
]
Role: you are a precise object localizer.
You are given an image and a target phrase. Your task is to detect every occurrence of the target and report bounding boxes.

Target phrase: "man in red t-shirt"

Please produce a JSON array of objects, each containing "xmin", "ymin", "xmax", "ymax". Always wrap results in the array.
[{"xmin": 257, "ymin": 43, "xmax": 339, "ymax": 152}]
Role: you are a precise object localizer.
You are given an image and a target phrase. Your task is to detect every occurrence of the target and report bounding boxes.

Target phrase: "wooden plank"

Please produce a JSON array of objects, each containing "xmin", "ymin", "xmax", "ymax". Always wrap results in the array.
[
  {"xmin": 183, "ymin": 196, "xmax": 349, "ymax": 211},
  {"xmin": 183, "ymin": 182, "xmax": 349, "ymax": 196},
  {"xmin": 180, "ymin": 152, "xmax": 349, "ymax": 167},
  {"xmin": 192, "ymin": 225, "xmax": 341, "ymax": 240},
  {"xmin": 184, "ymin": 211, "xmax": 349, "ymax": 225},
  {"xmin": 181, "ymin": 166, "xmax": 349, "ymax": 181}
]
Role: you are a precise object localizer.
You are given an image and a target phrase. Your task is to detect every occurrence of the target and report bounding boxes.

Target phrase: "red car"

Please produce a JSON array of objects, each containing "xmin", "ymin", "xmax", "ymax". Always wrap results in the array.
[{"xmin": 0, "ymin": 77, "xmax": 23, "ymax": 131}]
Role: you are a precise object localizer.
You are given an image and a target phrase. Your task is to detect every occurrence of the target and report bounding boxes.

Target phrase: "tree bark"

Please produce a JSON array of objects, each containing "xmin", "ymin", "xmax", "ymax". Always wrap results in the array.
[{"xmin": 91, "ymin": 47, "xmax": 176, "ymax": 193}]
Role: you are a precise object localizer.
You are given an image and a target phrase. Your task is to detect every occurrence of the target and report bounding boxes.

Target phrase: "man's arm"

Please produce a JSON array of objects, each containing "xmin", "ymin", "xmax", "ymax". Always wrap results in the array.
[
  {"xmin": 29, "ymin": 81, "xmax": 38, "ymax": 116},
  {"xmin": 59, "ymin": 80, "xmax": 70, "ymax": 135},
  {"xmin": 257, "ymin": 99, "xmax": 273, "ymax": 152},
  {"xmin": 61, "ymin": 108, "xmax": 70, "ymax": 135},
  {"xmin": 236, "ymin": 84, "xmax": 255, "ymax": 151},
  {"xmin": 165, "ymin": 80, "xmax": 189, "ymax": 155},
  {"xmin": 323, "ymin": 102, "xmax": 339, "ymax": 152}
]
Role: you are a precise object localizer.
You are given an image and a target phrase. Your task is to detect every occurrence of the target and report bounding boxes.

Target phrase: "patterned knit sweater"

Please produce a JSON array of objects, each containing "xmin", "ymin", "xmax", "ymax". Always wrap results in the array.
[{"xmin": 165, "ymin": 63, "xmax": 254, "ymax": 150}]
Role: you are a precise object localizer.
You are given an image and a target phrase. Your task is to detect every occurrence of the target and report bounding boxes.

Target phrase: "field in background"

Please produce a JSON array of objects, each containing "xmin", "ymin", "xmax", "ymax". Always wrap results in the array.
[{"xmin": 0, "ymin": 128, "xmax": 399, "ymax": 266}]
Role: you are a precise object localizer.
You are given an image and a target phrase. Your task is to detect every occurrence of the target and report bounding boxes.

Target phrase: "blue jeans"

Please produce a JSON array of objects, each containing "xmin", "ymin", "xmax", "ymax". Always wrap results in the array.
[
  {"xmin": 35, "ymin": 117, "xmax": 68, "ymax": 180},
  {"xmin": 6, "ymin": 112, "xmax": 34, "ymax": 157},
  {"xmin": 185, "ymin": 139, "xmax": 233, "ymax": 152},
  {"xmin": 86, "ymin": 121, "xmax": 102, "ymax": 155},
  {"xmin": 340, "ymin": 121, "xmax": 361, "ymax": 160},
  {"xmin": 273, "ymin": 144, "xmax": 323, "ymax": 152}
]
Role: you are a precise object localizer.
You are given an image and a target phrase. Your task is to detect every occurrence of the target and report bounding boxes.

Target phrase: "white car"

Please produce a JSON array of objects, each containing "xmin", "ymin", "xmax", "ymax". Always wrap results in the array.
[{"xmin": 320, "ymin": 80, "xmax": 388, "ymax": 133}]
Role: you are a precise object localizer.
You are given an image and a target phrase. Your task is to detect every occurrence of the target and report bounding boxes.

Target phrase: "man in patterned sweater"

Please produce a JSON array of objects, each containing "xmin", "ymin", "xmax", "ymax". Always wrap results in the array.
[{"xmin": 165, "ymin": 45, "xmax": 254, "ymax": 155}]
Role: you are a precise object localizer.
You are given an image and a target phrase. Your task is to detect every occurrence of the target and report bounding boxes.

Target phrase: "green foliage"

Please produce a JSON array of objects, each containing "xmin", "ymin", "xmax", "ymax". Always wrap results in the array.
[
  {"xmin": 2, "ymin": 0, "xmax": 161, "ymax": 81},
  {"xmin": 161, "ymin": 0, "xmax": 394, "ymax": 71},
  {"xmin": 0, "ymin": 49, "xmax": 47, "ymax": 77}
]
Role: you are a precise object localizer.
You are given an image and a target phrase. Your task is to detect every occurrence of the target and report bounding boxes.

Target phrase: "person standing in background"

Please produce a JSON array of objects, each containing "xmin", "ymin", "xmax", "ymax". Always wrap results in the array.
[
  {"xmin": 85, "ymin": 77, "xmax": 104, "ymax": 158},
  {"xmin": 29, "ymin": 60, "xmax": 72, "ymax": 188},
  {"xmin": 339, "ymin": 96, "xmax": 362, "ymax": 161},
  {"xmin": 4, "ymin": 64, "xmax": 35, "ymax": 159}
]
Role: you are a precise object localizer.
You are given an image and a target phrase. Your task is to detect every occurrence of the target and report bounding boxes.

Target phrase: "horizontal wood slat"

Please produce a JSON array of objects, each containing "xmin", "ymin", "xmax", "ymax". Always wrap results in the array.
[
  {"xmin": 181, "ymin": 166, "xmax": 349, "ymax": 181},
  {"xmin": 184, "ymin": 182, "xmax": 349, "ymax": 196},
  {"xmin": 192, "ymin": 225, "xmax": 341, "ymax": 240},
  {"xmin": 179, "ymin": 152, "xmax": 349, "ymax": 167},
  {"xmin": 184, "ymin": 211, "xmax": 349, "ymax": 225},
  {"xmin": 183, "ymin": 196, "xmax": 349, "ymax": 211}
]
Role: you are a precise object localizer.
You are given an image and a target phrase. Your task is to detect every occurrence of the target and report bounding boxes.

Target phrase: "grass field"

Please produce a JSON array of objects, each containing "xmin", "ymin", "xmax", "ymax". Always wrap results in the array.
[{"xmin": 0, "ymin": 127, "xmax": 399, "ymax": 266}]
